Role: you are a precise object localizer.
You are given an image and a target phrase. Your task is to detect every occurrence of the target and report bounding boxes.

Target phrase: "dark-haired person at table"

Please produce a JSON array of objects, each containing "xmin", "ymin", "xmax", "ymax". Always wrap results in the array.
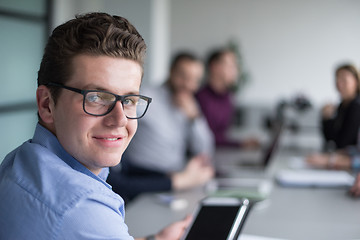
[
  {"xmin": 196, "ymin": 47, "xmax": 259, "ymax": 148},
  {"xmin": 307, "ymin": 64, "xmax": 360, "ymax": 169},
  {"xmin": 107, "ymin": 52, "xmax": 215, "ymax": 202},
  {"xmin": 320, "ymin": 64, "xmax": 360, "ymax": 151},
  {"xmin": 0, "ymin": 12, "xmax": 191, "ymax": 240}
]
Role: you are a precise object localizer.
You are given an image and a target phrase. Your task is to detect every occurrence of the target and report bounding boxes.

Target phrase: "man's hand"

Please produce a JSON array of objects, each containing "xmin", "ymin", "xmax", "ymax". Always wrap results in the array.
[
  {"xmin": 349, "ymin": 173, "xmax": 360, "ymax": 197},
  {"xmin": 156, "ymin": 215, "xmax": 192, "ymax": 240},
  {"xmin": 306, "ymin": 152, "xmax": 351, "ymax": 170},
  {"xmin": 321, "ymin": 103, "xmax": 336, "ymax": 119},
  {"xmin": 173, "ymin": 91, "xmax": 200, "ymax": 120},
  {"xmin": 172, "ymin": 155, "xmax": 214, "ymax": 191},
  {"xmin": 136, "ymin": 216, "xmax": 192, "ymax": 240}
]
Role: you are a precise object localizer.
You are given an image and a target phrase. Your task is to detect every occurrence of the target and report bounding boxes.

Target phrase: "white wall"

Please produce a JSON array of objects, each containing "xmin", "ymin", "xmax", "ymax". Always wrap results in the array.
[
  {"xmin": 52, "ymin": 0, "xmax": 169, "ymax": 85},
  {"xmin": 170, "ymin": 0, "xmax": 360, "ymax": 107},
  {"xmin": 52, "ymin": 0, "xmax": 360, "ymax": 107}
]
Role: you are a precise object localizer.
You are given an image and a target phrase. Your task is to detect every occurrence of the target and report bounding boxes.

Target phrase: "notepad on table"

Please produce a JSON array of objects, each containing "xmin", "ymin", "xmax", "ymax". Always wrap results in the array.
[
  {"xmin": 207, "ymin": 178, "xmax": 272, "ymax": 201},
  {"xmin": 276, "ymin": 169, "xmax": 355, "ymax": 188}
]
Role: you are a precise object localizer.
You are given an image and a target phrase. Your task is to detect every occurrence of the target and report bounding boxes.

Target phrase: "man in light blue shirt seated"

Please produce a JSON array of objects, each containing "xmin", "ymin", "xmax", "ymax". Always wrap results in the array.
[{"xmin": 0, "ymin": 12, "xmax": 190, "ymax": 240}]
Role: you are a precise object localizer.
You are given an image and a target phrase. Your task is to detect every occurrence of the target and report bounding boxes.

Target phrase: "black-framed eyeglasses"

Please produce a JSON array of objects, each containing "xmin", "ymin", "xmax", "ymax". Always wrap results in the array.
[{"xmin": 47, "ymin": 82, "xmax": 152, "ymax": 119}]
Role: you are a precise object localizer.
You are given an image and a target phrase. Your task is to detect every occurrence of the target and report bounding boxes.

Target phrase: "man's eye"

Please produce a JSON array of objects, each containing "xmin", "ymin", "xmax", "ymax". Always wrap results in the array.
[
  {"xmin": 87, "ymin": 94, "xmax": 100, "ymax": 102},
  {"xmin": 98, "ymin": 93, "xmax": 115, "ymax": 102},
  {"xmin": 87, "ymin": 92, "xmax": 115, "ymax": 103},
  {"xmin": 123, "ymin": 97, "xmax": 137, "ymax": 106}
]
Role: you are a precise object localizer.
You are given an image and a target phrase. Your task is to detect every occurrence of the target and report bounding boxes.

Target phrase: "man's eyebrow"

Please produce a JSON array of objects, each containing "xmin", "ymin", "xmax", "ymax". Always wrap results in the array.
[
  {"xmin": 81, "ymin": 84, "xmax": 105, "ymax": 90},
  {"xmin": 82, "ymin": 84, "xmax": 140, "ymax": 95},
  {"xmin": 125, "ymin": 91, "xmax": 140, "ymax": 95}
]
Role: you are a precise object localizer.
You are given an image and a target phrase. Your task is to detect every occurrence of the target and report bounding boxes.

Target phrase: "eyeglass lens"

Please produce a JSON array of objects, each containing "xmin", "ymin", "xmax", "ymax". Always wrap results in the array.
[{"xmin": 84, "ymin": 91, "xmax": 148, "ymax": 118}]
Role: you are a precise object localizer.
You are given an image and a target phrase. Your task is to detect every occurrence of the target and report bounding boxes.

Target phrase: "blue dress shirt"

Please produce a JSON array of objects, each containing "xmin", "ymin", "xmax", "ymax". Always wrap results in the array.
[{"xmin": 0, "ymin": 124, "xmax": 134, "ymax": 240}]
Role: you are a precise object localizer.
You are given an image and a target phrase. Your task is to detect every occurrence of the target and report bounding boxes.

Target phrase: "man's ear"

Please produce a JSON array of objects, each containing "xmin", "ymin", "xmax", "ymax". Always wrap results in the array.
[{"xmin": 36, "ymin": 85, "xmax": 55, "ymax": 124}]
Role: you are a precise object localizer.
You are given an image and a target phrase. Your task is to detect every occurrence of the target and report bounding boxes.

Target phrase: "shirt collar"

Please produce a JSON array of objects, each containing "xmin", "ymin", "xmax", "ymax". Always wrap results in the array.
[{"xmin": 32, "ymin": 123, "xmax": 112, "ymax": 189}]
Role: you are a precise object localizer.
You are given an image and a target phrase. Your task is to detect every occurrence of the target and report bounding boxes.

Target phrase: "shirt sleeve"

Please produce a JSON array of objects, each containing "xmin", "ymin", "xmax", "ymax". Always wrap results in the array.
[
  {"xmin": 336, "ymin": 101, "xmax": 360, "ymax": 149},
  {"xmin": 351, "ymin": 156, "xmax": 360, "ymax": 170},
  {"xmin": 321, "ymin": 118, "xmax": 335, "ymax": 142},
  {"xmin": 345, "ymin": 146, "xmax": 360, "ymax": 171},
  {"xmin": 56, "ymin": 193, "xmax": 134, "ymax": 240},
  {"xmin": 322, "ymin": 98, "xmax": 360, "ymax": 150}
]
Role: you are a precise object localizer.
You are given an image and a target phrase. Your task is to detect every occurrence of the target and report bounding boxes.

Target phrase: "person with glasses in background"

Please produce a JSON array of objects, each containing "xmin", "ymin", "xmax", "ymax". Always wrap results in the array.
[
  {"xmin": 107, "ymin": 52, "xmax": 215, "ymax": 203},
  {"xmin": 0, "ymin": 12, "xmax": 191, "ymax": 240}
]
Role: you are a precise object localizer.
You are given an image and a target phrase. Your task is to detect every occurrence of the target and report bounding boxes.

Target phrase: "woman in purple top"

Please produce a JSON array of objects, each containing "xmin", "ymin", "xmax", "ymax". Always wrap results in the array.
[{"xmin": 196, "ymin": 48, "xmax": 259, "ymax": 148}]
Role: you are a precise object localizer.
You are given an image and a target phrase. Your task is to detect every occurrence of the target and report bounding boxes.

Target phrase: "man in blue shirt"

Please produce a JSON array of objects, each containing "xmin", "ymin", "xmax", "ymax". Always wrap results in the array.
[{"xmin": 0, "ymin": 12, "xmax": 190, "ymax": 240}]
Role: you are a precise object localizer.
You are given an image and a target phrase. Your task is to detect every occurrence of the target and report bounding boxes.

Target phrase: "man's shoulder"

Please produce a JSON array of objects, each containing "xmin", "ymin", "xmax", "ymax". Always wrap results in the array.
[
  {"xmin": 0, "ymin": 140, "xmax": 125, "ymax": 239},
  {"xmin": 1, "ymin": 140, "xmax": 121, "ymax": 215}
]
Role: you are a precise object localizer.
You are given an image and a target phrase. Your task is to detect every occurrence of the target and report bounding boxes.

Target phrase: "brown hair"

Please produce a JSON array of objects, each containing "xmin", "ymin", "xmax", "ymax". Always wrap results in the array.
[
  {"xmin": 169, "ymin": 52, "xmax": 200, "ymax": 72},
  {"xmin": 37, "ymin": 12, "xmax": 147, "ymax": 103},
  {"xmin": 206, "ymin": 47, "xmax": 235, "ymax": 70},
  {"xmin": 335, "ymin": 64, "xmax": 360, "ymax": 93}
]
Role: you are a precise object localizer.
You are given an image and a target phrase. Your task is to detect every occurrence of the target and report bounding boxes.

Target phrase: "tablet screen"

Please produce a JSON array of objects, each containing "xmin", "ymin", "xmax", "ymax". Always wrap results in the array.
[{"xmin": 184, "ymin": 205, "xmax": 240, "ymax": 240}]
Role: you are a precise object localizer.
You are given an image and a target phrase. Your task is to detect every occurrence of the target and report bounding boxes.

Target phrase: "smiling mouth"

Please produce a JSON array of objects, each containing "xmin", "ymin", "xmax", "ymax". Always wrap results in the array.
[
  {"xmin": 103, "ymin": 137, "xmax": 121, "ymax": 141},
  {"xmin": 94, "ymin": 137, "xmax": 122, "ymax": 141}
]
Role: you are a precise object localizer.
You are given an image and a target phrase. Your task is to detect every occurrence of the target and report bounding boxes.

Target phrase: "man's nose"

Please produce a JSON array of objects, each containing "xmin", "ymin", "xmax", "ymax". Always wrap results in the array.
[{"xmin": 104, "ymin": 101, "xmax": 128, "ymax": 126}]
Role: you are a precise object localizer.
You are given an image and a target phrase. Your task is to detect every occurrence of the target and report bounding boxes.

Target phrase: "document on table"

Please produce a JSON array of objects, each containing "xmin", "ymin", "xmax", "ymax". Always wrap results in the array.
[
  {"xmin": 275, "ymin": 169, "xmax": 355, "ymax": 187},
  {"xmin": 206, "ymin": 178, "xmax": 273, "ymax": 201}
]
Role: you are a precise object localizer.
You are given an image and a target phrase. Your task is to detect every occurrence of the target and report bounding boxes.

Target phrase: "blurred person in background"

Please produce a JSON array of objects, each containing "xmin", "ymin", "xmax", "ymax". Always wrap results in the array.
[
  {"xmin": 107, "ymin": 52, "xmax": 215, "ymax": 203},
  {"xmin": 196, "ymin": 47, "xmax": 259, "ymax": 149},
  {"xmin": 307, "ymin": 64, "xmax": 360, "ymax": 170},
  {"xmin": 320, "ymin": 64, "xmax": 360, "ymax": 151}
]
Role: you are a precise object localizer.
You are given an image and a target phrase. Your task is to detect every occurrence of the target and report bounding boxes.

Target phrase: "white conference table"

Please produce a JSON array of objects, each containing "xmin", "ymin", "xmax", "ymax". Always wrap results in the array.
[{"xmin": 125, "ymin": 130, "xmax": 360, "ymax": 240}]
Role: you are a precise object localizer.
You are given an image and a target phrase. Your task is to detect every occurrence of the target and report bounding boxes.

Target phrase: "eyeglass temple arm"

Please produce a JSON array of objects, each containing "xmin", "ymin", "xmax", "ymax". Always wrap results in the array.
[{"xmin": 47, "ymin": 82, "xmax": 83, "ymax": 94}]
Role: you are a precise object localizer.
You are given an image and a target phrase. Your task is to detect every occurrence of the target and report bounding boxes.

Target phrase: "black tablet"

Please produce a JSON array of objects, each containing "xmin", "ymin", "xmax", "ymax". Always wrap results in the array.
[{"xmin": 181, "ymin": 197, "xmax": 251, "ymax": 240}]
